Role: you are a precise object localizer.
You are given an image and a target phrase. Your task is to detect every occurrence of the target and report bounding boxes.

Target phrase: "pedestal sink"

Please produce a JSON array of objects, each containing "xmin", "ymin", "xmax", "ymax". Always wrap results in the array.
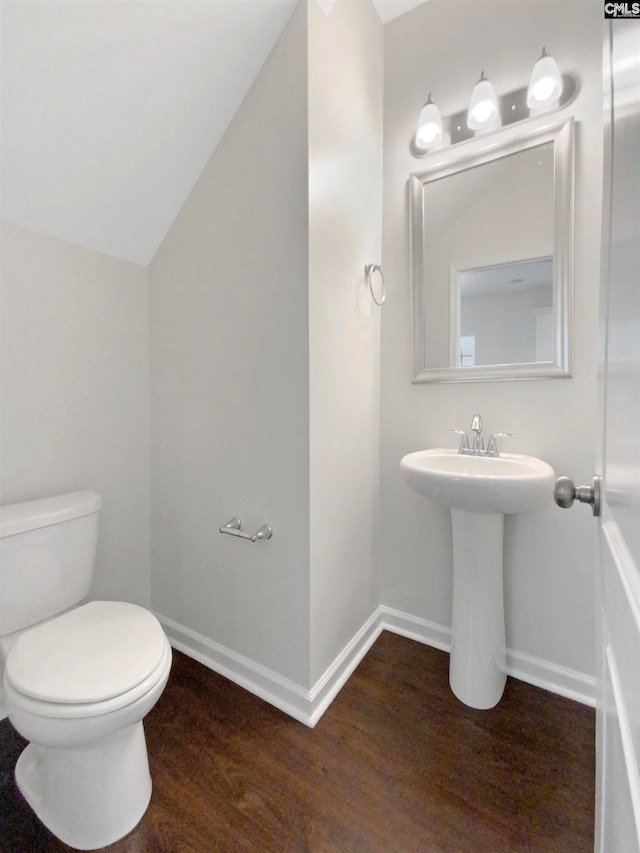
[{"xmin": 400, "ymin": 448, "xmax": 555, "ymax": 709}]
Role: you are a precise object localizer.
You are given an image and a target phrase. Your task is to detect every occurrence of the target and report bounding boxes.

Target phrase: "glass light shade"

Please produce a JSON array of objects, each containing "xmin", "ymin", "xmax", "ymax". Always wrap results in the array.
[
  {"xmin": 467, "ymin": 73, "xmax": 499, "ymax": 130},
  {"xmin": 415, "ymin": 97, "xmax": 443, "ymax": 149},
  {"xmin": 527, "ymin": 50, "xmax": 562, "ymax": 109}
]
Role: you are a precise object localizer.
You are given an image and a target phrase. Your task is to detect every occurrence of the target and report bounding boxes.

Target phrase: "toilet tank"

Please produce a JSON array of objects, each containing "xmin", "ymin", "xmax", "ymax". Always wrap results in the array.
[{"xmin": 0, "ymin": 491, "xmax": 102, "ymax": 637}]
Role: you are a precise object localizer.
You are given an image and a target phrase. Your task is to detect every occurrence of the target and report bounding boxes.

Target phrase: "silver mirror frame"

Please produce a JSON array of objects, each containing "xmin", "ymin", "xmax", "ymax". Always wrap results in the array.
[{"xmin": 409, "ymin": 116, "xmax": 574, "ymax": 383}]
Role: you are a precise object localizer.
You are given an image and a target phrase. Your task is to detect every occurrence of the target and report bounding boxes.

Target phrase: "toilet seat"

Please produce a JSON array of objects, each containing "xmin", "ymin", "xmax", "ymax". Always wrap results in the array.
[{"xmin": 5, "ymin": 601, "xmax": 170, "ymax": 718}]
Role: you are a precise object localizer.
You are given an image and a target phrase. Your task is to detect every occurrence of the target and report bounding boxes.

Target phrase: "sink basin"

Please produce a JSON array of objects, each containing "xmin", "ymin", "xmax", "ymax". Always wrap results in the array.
[{"xmin": 400, "ymin": 448, "xmax": 555, "ymax": 514}]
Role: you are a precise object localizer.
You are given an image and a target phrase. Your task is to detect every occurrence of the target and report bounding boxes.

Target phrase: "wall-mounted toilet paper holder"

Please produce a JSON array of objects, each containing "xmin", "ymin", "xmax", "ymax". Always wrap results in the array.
[{"xmin": 219, "ymin": 517, "xmax": 273, "ymax": 542}]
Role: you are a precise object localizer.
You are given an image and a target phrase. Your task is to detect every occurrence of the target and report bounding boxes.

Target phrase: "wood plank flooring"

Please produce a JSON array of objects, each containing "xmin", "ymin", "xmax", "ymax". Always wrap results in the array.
[{"xmin": 1, "ymin": 632, "xmax": 595, "ymax": 852}]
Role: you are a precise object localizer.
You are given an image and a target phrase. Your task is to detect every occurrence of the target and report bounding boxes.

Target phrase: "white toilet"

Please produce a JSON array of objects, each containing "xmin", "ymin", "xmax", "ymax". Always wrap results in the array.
[{"xmin": 0, "ymin": 491, "xmax": 172, "ymax": 851}]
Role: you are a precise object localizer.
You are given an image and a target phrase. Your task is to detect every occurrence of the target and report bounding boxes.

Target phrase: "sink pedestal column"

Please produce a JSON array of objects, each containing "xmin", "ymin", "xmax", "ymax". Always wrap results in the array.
[{"xmin": 449, "ymin": 509, "xmax": 506, "ymax": 709}]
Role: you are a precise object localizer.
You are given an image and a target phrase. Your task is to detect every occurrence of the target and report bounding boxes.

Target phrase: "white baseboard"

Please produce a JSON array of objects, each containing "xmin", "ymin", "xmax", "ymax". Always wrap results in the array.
[
  {"xmin": 506, "ymin": 647, "xmax": 596, "ymax": 707},
  {"xmin": 156, "ymin": 609, "xmax": 386, "ymax": 728},
  {"xmin": 307, "ymin": 612, "xmax": 385, "ymax": 727},
  {"xmin": 156, "ymin": 614, "xmax": 315, "ymax": 725},
  {"xmin": 378, "ymin": 604, "xmax": 452, "ymax": 651},
  {"xmin": 156, "ymin": 605, "xmax": 595, "ymax": 728}
]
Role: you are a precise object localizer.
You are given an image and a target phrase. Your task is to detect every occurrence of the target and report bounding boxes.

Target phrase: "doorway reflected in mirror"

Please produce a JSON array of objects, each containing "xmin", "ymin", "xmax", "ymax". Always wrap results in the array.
[{"xmin": 454, "ymin": 256, "xmax": 553, "ymax": 368}]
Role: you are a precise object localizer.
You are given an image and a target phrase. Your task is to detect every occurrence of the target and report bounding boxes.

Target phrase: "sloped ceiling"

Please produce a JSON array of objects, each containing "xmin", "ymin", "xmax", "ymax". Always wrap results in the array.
[
  {"xmin": 1, "ymin": 0, "xmax": 427, "ymax": 266},
  {"xmin": 372, "ymin": 0, "xmax": 428, "ymax": 22}
]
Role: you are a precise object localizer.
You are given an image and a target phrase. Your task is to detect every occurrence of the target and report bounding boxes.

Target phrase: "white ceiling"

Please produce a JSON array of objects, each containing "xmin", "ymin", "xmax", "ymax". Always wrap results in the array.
[{"xmin": 1, "ymin": 0, "xmax": 427, "ymax": 265}]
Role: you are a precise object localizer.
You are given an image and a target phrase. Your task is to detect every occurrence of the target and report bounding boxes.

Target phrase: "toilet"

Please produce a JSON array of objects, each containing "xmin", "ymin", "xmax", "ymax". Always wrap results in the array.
[{"xmin": 0, "ymin": 491, "xmax": 172, "ymax": 851}]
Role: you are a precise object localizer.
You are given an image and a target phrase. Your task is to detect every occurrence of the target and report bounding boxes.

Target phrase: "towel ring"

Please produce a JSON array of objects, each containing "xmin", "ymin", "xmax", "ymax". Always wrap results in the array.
[{"xmin": 365, "ymin": 264, "xmax": 386, "ymax": 306}]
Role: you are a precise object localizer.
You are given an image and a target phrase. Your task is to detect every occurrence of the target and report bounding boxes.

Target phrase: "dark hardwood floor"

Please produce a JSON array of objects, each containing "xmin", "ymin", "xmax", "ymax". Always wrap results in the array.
[{"xmin": 1, "ymin": 632, "xmax": 595, "ymax": 852}]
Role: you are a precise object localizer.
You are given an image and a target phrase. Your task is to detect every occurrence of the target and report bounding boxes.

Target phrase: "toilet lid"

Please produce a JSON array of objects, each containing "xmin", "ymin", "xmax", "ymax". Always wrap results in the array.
[{"xmin": 5, "ymin": 601, "xmax": 167, "ymax": 704}]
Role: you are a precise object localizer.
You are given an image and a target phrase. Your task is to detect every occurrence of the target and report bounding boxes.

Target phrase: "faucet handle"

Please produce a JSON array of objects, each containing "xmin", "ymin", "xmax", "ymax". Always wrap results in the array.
[
  {"xmin": 445, "ymin": 429, "xmax": 469, "ymax": 453},
  {"xmin": 487, "ymin": 433, "xmax": 516, "ymax": 457}
]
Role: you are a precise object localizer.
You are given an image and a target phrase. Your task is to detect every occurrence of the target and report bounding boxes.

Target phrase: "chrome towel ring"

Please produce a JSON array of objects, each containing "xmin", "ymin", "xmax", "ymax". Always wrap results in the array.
[{"xmin": 365, "ymin": 264, "xmax": 386, "ymax": 306}]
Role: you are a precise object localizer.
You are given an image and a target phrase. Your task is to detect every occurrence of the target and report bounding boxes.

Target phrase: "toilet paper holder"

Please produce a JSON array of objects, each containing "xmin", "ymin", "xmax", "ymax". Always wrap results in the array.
[{"xmin": 219, "ymin": 517, "xmax": 273, "ymax": 542}]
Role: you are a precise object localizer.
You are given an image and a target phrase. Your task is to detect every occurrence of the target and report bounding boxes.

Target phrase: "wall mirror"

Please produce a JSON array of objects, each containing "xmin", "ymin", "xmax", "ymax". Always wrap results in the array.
[{"xmin": 409, "ymin": 117, "xmax": 574, "ymax": 382}]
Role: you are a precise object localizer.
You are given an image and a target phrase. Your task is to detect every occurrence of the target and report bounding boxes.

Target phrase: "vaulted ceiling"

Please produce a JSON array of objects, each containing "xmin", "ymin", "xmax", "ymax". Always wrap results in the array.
[{"xmin": 1, "ymin": 0, "xmax": 427, "ymax": 265}]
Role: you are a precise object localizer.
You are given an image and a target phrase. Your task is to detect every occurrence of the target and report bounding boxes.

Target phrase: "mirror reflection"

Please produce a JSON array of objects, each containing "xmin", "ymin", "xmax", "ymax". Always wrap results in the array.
[
  {"xmin": 455, "ymin": 256, "xmax": 553, "ymax": 367},
  {"xmin": 410, "ymin": 118, "xmax": 574, "ymax": 382}
]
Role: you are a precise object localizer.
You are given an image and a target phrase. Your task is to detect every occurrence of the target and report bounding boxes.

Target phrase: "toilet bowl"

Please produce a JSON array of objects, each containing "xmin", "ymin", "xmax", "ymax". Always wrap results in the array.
[
  {"xmin": 1, "ymin": 491, "xmax": 174, "ymax": 850},
  {"xmin": 4, "ymin": 600, "xmax": 172, "ymax": 850}
]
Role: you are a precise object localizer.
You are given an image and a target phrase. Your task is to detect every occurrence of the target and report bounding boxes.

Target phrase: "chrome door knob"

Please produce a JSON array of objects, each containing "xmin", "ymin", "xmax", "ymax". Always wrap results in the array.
[{"xmin": 554, "ymin": 475, "xmax": 601, "ymax": 517}]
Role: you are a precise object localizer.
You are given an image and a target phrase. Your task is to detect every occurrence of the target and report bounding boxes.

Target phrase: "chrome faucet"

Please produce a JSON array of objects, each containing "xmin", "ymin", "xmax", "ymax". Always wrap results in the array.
[
  {"xmin": 470, "ymin": 413, "xmax": 483, "ymax": 454},
  {"xmin": 446, "ymin": 414, "xmax": 516, "ymax": 457}
]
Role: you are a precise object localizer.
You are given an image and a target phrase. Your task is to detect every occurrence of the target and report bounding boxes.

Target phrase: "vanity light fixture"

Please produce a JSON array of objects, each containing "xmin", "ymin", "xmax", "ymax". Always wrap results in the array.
[
  {"xmin": 412, "ymin": 54, "xmax": 573, "ymax": 157},
  {"xmin": 467, "ymin": 72, "xmax": 499, "ymax": 130},
  {"xmin": 527, "ymin": 47, "xmax": 563, "ymax": 110},
  {"xmin": 415, "ymin": 94, "xmax": 443, "ymax": 150}
]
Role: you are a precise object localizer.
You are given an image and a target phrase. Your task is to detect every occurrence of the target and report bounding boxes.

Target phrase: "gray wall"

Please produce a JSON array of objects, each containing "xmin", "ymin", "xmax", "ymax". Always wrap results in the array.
[
  {"xmin": 308, "ymin": 0, "xmax": 383, "ymax": 684},
  {"xmin": 0, "ymin": 223, "xmax": 151, "ymax": 606},
  {"xmin": 149, "ymin": 0, "xmax": 384, "ymax": 692},
  {"xmin": 149, "ymin": 2, "xmax": 311, "ymax": 686},
  {"xmin": 381, "ymin": 0, "xmax": 603, "ymax": 679}
]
